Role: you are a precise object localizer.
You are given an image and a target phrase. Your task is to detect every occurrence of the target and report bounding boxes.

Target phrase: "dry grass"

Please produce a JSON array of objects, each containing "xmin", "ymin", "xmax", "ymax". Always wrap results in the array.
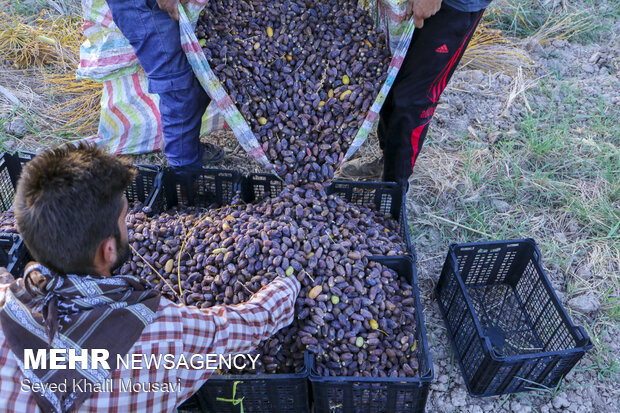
[
  {"xmin": 0, "ymin": 9, "xmax": 101, "ymax": 137},
  {"xmin": 530, "ymin": 10, "xmax": 595, "ymax": 45},
  {"xmin": 41, "ymin": 73, "xmax": 101, "ymax": 135},
  {"xmin": 502, "ymin": 67, "xmax": 542, "ymax": 115},
  {"xmin": 0, "ymin": 11, "xmax": 82, "ymax": 69},
  {"xmin": 42, "ymin": 0, "xmax": 81, "ymax": 16},
  {"xmin": 462, "ymin": 23, "xmax": 537, "ymax": 77}
]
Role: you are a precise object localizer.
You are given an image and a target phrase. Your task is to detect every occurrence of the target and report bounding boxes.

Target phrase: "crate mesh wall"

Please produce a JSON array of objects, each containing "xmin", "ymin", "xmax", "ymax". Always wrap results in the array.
[
  {"xmin": 126, "ymin": 169, "xmax": 156, "ymax": 204},
  {"xmin": 517, "ymin": 261, "xmax": 576, "ymax": 353},
  {"xmin": 541, "ymin": 354, "xmax": 580, "ymax": 388},
  {"xmin": 164, "ymin": 169, "xmax": 241, "ymax": 209},
  {"xmin": 0, "ymin": 153, "xmax": 35, "ymax": 213},
  {"xmin": 0, "ymin": 167, "xmax": 14, "ymax": 212},
  {"xmin": 199, "ymin": 377, "xmax": 309, "ymax": 413}
]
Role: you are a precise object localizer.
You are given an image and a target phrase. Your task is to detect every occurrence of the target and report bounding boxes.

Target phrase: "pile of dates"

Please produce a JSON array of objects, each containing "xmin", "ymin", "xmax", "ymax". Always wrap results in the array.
[
  {"xmin": 196, "ymin": 0, "xmax": 391, "ymax": 184},
  {"xmin": 253, "ymin": 258, "xmax": 419, "ymax": 378},
  {"xmin": 120, "ymin": 185, "xmax": 419, "ymax": 377}
]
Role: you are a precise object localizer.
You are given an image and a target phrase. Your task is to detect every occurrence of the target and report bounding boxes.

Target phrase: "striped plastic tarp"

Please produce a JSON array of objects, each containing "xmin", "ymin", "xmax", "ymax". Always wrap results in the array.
[
  {"xmin": 81, "ymin": 0, "xmax": 414, "ymax": 163},
  {"xmin": 342, "ymin": 0, "xmax": 415, "ymax": 162},
  {"xmin": 85, "ymin": 70, "xmax": 226, "ymax": 155},
  {"xmin": 78, "ymin": 0, "xmax": 140, "ymax": 81},
  {"xmin": 178, "ymin": 5, "xmax": 274, "ymax": 171}
]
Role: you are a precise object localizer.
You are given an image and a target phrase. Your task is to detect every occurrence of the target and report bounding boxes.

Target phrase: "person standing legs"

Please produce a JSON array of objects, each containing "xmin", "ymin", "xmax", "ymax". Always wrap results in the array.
[
  {"xmin": 104, "ymin": 0, "xmax": 223, "ymax": 169},
  {"xmin": 378, "ymin": 3, "xmax": 485, "ymax": 189}
]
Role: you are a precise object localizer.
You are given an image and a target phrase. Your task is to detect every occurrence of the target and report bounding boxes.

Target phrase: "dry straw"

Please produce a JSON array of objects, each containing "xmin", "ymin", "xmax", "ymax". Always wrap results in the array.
[
  {"xmin": 0, "ymin": 10, "xmax": 101, "ymax": 136},
  {"xmin": 0, "ymin": 1, "xmax": 591, "ymax": 138},
  {"xmin": 461, "ymin": 23, "xmax": 536, "ymax": 77},
  {"xmin": 530, "ymin": 11, "xmax": 593, "ymax": 45}
]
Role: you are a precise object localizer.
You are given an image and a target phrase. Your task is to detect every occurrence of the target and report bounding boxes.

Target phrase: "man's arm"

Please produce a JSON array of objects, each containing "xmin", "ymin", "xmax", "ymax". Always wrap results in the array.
[
  {"xmin": 406, "ymin": 0, "xmax": 442, "ymax": 28},
  {"xmin": 157, "ymin": 0, "xmax": 181, "ymax": 21},
  {"xmin": 180, "ymin": 276, "xmax": 301, "ymax": 356}
]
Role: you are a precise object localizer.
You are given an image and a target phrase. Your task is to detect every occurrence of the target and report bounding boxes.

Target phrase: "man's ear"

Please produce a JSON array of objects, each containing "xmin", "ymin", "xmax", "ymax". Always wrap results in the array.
[{"xmin": 94, "ymin": 237, "xmax": 117, "ymax": 276}]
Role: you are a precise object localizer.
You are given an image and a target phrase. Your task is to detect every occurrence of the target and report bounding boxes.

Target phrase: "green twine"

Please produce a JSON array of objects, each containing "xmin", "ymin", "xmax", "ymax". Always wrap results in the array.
[{"xmin": 216, "ymin": 381, "xmax": 245, "ymax": 413}]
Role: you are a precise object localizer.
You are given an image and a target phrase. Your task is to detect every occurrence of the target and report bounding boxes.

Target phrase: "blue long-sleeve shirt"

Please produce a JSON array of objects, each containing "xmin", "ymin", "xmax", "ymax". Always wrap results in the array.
[{"xmin": 444, "ymin": 0, "xmax": 492, "ymax": 12}]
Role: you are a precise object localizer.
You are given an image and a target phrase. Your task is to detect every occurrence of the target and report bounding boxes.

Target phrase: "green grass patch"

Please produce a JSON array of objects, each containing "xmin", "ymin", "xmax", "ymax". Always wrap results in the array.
[
  {"xmin": 485, "ymin": 0, "xmax": 551, "ymax": 38},
  {"xmin": 411, "ymin": 76, "xmax": 618, "ymax": 323},
  {"xmin": 581, "ymin": 317, "xmax": 620, "ymax": 382}
]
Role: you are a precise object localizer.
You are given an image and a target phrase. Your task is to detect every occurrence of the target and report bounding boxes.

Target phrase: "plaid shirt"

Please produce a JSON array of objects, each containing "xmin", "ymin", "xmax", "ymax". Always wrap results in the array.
[{"xmin": 0, "ymin": 276, "xmax": 300, "ymax": 412}]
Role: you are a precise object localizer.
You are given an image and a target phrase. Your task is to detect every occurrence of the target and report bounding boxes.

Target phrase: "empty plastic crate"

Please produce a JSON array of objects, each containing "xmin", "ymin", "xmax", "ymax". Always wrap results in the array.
[
  {"xmin": 242, "ymin": 174, "xmax": 412, "ymax": 254},
  {"xmin": 436, "ymin": 239, "xmax": 592, "ymax": 396},
  {"xmin": 309, "ymin": 255, "xmax": 433, "ymax": 413}
]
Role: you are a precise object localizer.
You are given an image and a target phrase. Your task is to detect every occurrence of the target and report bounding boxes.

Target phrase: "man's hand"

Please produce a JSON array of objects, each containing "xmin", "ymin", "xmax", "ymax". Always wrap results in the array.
[
  {"xmin": 157, "ymin": 0, "xmax": 187, "ymax": 21},
  {"xmin": 406, "ymin": 0, "xmax": 442, "ymax": 29}
]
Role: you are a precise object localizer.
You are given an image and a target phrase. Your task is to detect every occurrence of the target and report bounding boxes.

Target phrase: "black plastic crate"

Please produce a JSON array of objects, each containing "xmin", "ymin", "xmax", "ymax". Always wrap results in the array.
[
  {"xmin": 161, "ymin": 167, "xmax": 242, "ymax": 210},
  {"xmin": 0, "ymin": 153, "xmax": 162, "ymax": 214},
  {"xmin": 242, "ymin": 174, "xmax": 413, "ymax": 254},
  {"xmin": 177, "ymin": 395, "xmax": 201, "ymax": 411},
  {"xmin": 327, "ymin": 181, "xmax": 412, "ymax": 254},
  {"xmin": 309, "ymin": 255, "xmax": 433, "ymax": 413},
  {"xmin": 0, "ymin": 234, "xmax": 29, "ymax": 277},
  {"xmin": 0, "ymin": 152, "xmax": 36, "ymax": 276},
  {"xmin": 0, "ymin": 151, "xmax": 36, "ymax": 213},
  {"xmin": 193, "ymin": 353, "xmax": 311, "ymax": 413},
  {"xmin": 435, "ymin": 239, "xmax": 592, "ymax": 396},
  {"xmin": 0, "ymin": 153, "xmax": 162, "ymax": 276},
  {"xmin": 125, "ymin": 164, "xmax": 164, "ymax": 214}
]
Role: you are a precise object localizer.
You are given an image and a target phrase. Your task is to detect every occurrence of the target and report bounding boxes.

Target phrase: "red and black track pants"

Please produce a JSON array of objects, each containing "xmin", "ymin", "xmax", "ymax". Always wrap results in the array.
[{"xmin": 378, "ymin": 3, "xmax": 485, "ymax": 187}]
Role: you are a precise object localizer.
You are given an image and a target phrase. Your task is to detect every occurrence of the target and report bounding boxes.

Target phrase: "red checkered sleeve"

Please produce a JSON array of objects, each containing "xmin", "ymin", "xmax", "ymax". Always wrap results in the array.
[
  {"xmin": 180, "ymin": 276, "xmax": 301, "ymax": 356},
  {"xmin": 0, "ymin": 277, "xmax": 301, "ymax": 412},
  {"xmin": 172, "ymin": 275, "xmax": 301, "ymax": 399}
]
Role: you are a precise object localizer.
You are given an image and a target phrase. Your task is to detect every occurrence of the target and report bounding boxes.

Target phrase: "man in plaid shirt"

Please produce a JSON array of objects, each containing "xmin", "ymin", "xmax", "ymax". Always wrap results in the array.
[{"xmin": 0, "ymin": 143, "xmax": 300, "ymax": 412}]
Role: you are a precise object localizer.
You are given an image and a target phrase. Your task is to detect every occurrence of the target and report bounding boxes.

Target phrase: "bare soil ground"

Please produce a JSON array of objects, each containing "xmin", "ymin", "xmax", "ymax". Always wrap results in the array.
[
  {"xmin": 400, "ymin": 7, "xmax": 620, "ymax": 412},
  {"xmin": 0, "ymin": 1, "xmax": 618, "ymax": 412}
]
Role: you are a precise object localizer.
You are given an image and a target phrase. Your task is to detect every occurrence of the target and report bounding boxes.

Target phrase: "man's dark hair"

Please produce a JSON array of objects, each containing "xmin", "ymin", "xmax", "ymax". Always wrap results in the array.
[{"xmin": 14, "ymin": 143, "xmax": 136, "ymax": 274}]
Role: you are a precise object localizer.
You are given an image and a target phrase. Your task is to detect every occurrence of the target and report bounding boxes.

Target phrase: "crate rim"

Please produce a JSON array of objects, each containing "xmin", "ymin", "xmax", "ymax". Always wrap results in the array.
[
  {"xmin": 134, "ymin": 163, "xmax": 160, "ymax": 171},
  {"xmin": 448, "ymin": 238, "xmax": 541, "ymax": 264},
  {"xmin": 309, "ymin": 254, "xmax": 434, "ymax": 385},
  {"xmin": 441, "ymin": 238, "xmax": 592, "ymax": 364},
  {"xmin": 244, "ymin": 173, "xmax": 406, "ymax": 189},
  {"xmin": 329, "ymin": 179, "xmax": 403, "ymax": 190},
  {"xmin": 163, "ymin": 165, "xmax": 243, "ymax": 175},
  {"xmin": 244, "ymin": 172, "xmax": 405, "ymax": 198}
]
